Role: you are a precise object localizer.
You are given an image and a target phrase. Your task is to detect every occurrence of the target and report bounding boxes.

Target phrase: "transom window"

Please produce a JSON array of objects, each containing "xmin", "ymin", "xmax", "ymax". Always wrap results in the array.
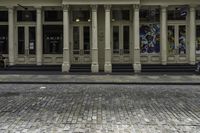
[
  {"xmin": 44, "ymin": 10, "xmax": 63, "ymax": 22},
  {"xmin": 140, "ymin": 8, "xmax": 160, "ymax": 22},
  {"xmin": 72, "ymin": 10, "xmax": 90, "ymax": 22},
  {"xmin": 17, "ymin": 10, "xmax": 36, "ymax": 22},
  {"xmin": 167, "ymin": 7, "xmax": 187, "ymax": 20},
  {"xmin": 112, "ymin": 10, "xmax": 130, "ymax": 21},
  {"xmin": 0, "ymin": 11, "xmax": 8, "ymax": 22}
]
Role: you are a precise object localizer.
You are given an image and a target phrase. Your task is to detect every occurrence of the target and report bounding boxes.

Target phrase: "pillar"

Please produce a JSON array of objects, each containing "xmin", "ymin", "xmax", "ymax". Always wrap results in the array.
[
  {"xmin": 91, "ymin": 5, "xmax": 99, "ymax": 72},
  {"xmin": 133, "ymin": 5, "xmax": 141, "ymax": 73},
  {"xmin": 36, "ymin": 6, "xmax": 42, "ymax": 65},
  {"xmin": 189, "ymin": 5, "xmax": 196, "ymax": 65},
  {"xmin": 160, "ymin": 6, "xmax": 167, "ymax": 65},
  {"xmin": 8, "ymin": 6, "xmax": 15, "ymax": 65},
  {"xmin": 62, "ymin": 5, "xmax": 70, "ymax": 72},
  {"xmin": 104, "ymin": 5, "xmax": 112, "ymax": 73}
]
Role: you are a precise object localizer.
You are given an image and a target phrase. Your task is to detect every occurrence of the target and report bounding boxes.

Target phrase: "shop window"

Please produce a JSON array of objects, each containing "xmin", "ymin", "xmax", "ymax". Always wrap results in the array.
[
  {"xmin": 0, "ymin": 11, "xmax": 8, "ymax": 22},
  {"xmin": 112, "ymin": 10, "xmax": 130, "ymax": 21},
  {"xmin": 167, "ymin": 7, "xmax": 187, "ymax": 20},
  {"xmin": 44, "ymin": 10, "xmax": 63, "ymax": 22},
  {"xmin": 72, "ymin": 10, "xmax": 90, "ymax": 22},
  {"xmin": 43, "ymin": 25, "xmax": 63, "ymax": 54},
  {"xmin": 17, "ymin": 10, "xmax": 36, "ymax": 22},
  {"xmin": 140, "ymin": 24, "xmax": 160, "ymax": 54},
  {"xmin": 0, "ymin": 25, "xmax": 8, "ymax": 54},
  {"xmin": 140, "ymin": 8, "xmax": 160, "ymax": 22}
]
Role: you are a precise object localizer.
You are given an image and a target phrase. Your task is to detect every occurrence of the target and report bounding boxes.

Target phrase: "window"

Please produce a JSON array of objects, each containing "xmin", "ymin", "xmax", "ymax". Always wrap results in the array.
[
  {"xmin": 0, "ymin": 25, "xmax": 8, "ymax": 54},
  {"xmin": 140, "ymin": 24, "xmax": 160, "ymax": 53},
  {"xmin": 112, "ymin": 10, "xmax": 130, "ymax": 21},
  {"xmin": 17, "ymin": 10, "xmax": 36, "ymax": 22},
  {"xmin": 72, "ymin": 10, "xmax": 90, "ymax": 22},
  {"xmin": 43, "ymin": 25, "xmax": 63, "ymax": 54},
  {"xmin": 168, "ymin": 7, "xmax": 187, "ymax": 20},
  {"xmin": 196, "ymin": 26, "xmax": 200, "ymax": 54},
  {"xmin": 44, "ymin": 10, "xmax": 63, "ymax": 22},
  {"xmin": 0, "ymin": 11, "xmax": 8, "ymax": 22},
  {"xmin": 140, "ymin": 8, "xmax": 160, "ymax": 22}
]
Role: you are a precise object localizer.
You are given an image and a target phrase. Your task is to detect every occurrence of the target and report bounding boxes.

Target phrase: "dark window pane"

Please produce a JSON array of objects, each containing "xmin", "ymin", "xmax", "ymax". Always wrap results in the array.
[
  {"xmin": 112, "ymin": 10, "xmax": 130, "ymax": 21},
  {"xmin": 17, "ymin": 10, "xmax": 36, "ymax": 22},
  {"xmin": 0, "ymin": 11, "xmax": 8, "ymax": 22},
  {"xmin": 43, "ymin": 25, "xmax": 63, "ymax": 54},
  {"xmin": 140, "ymin": 24, "xmax": 160, "ymax": 53},
  {"xmin": 0, "ymin": 25, "xmax": 8, "ymax": 54},
  {"xmin": 83, "ymin": 26, "xmax": 90, "ymax": 54},
  {"xmin": 168, "ymin": 7, "xmax": 187, "ymax": 20},
  {"xmin": 113, "ymin": 26, "xmax": 119, "ymax": 54},
  {"xmin": 73, "ymin": 27, "xmax": 79, "ymax": 54},
  {"xmin": 72, "ymin": 10, "xmax": 90, "ymax": 22},
  {"xmin": 29, "ymin": 27, "xmax": 36, "ymax": 55},
  {"xmin": 44, "ymin": 11, "xmax": 63, "ymax": 21},
  {"xmin": 123, "ymin": 26, "xmax": 129, "ymax": 54},
  {"xmin": 18, "ymin": 27, "xmax": 25, "ymax": 54},
  {"xmin": 196, "ymin": 25, "xmax": 200, "ymax": 54},
  {"xmin": 196, "ymin": 10, "xmax": 200, "ymax": 20},
  {"xmin": 140, "ymin": 8, "xmax": 160, "ymax": 22}
]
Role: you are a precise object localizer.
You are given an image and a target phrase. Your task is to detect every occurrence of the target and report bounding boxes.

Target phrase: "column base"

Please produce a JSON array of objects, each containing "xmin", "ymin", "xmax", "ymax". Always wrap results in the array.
[
  {"xmin": 62, "ymin": 63, "xmax": 70, "ymax": 72},
  {"xmin": 37, "ymin": 62, "xmax": 42, "ymax": 66},
  {"xmin": 133, "ymin": 63, "xmax": 141, "ymax": 73},
  {"xmin": 189, "ymin": 61, "xmax": 196, "ymax": 65},
  {"xmin": 104, "ymin": 63, "xmax": 112, "ymax": 73},
  {"xmin": 91, "ymin": 64, "xmax": 99, "ymax": 73},
  {"xmin": 161, "ymin": 61, "xmax": 167, "ymax": 65},
  {"xmin": 9, "ymin": 62, "xmax": 15, "ymax": 66}
]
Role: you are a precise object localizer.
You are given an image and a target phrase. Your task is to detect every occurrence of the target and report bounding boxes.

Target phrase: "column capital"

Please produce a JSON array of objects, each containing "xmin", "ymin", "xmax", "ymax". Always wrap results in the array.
[
  {"xmin": 6, "ymin": 6, "xmax": 14, "ymax": 9},
  {"xmin": 63, "ymin": 4, "xmax": 69, "ymax": 11},
  {"xmin": 35, "ymin": 6, "xmax": 42, "ymax": 10},
  {"xmin": 104, "ymin": 5, "xmax": 111, "ymax": 11},
  {"xmin": 91, "ymin": 5, "xmax": 98, "ymax": 11},
  {"xmin": 133, "ymin": 4, "xmax": 140, "ymax": 10},
  {"xmin": 189, "ymin": 5, "xmax": 196, "ymax": 12}
]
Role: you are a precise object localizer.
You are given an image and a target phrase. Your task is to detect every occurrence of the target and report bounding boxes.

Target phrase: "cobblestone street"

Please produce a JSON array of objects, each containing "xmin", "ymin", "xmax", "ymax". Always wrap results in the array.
[{"xmin": 0, "ymin": 84, "xmax": 199, "ymax": 133}]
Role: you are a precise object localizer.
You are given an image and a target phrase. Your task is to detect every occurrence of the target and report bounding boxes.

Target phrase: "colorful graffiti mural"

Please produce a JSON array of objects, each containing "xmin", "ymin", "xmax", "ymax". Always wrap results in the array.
[{"xmin": 140, "ymin": 24, "xmax": 160, "ymax": 54}]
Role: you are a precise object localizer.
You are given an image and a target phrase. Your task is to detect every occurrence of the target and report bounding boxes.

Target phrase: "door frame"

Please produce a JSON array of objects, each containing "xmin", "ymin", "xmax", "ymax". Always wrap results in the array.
[
  {"xmin": 16, "ymin": 24, "xmax": 36, "ymax": 64},
  {"xmin": 70, "ymin": 23, "xmax": 92, "ymax": 64},
  {"xmin": 167, "ymin": 21, "xmax": 188, "ymax": 64}
]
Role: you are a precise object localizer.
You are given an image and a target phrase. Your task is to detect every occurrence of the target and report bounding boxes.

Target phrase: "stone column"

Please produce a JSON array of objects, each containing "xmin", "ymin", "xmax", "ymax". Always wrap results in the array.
[
  {"xmin": 189, "ymin": 5, "xmax": 196, "ymax": 65},
  {"xmin": 8, "ymin": 6, "xmax": 15, "ymax": 66},
  {"xmin": 133, "ymin": 5, "xmax": 141, "ymax": 73},
  {"xmin": 36, "ymin": 7, "xmax": 42, "ymax": 65},
  {"xmin": 160, "ymin": 6, "xmax": 167, "ymax": 65},
  {"xmin": 104, "ymin": 5, "xmax": 112, "ymax": 73},
  {"xmin": 91, "ymin": 5, "xmax": 99, "ymax": 72},
  {"xmin": 62, "ymin": 5, "xmax": 70, "ymax": 72}
]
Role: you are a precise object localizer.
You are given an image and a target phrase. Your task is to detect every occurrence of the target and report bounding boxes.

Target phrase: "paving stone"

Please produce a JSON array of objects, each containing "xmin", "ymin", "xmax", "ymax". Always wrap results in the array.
[{"xmin": 0, "ymin": 84, "xmax": 199, "ymax": 132}]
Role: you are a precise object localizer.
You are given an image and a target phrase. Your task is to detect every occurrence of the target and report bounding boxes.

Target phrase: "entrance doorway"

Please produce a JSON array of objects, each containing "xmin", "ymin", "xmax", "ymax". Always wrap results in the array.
[
  {"xmin": 111, "ymin": 24, "xmax": 131, "ymax": 63},
  {"xmin": 71, "ymin": 25, "xmax": 91, "ymax": 64},
  {"xmin": 167, "ymin": 24, "xmax": 187, "ymax": 63},
  {"xmin": 17, "ymin": 25, "xmax": 36, "ymax": 64}
]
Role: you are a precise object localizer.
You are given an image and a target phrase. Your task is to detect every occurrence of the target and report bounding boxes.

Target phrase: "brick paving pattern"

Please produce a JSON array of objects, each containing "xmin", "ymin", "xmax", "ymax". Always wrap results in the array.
[{"xmin": 0, "ymin": 84, "xmax": 199, "ymax": 133}]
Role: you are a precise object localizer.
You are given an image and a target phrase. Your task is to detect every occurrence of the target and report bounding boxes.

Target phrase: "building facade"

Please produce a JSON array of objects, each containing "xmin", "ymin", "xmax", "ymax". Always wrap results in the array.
[{"xmin": 0, "ymin": 0, "xmax": 200, "ymax": 72}]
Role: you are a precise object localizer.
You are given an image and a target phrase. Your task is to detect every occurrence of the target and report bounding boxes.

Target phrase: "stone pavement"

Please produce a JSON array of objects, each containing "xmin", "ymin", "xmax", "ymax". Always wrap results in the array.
[
  {"xmin": 0, "ymin": 84, "xmax": 199, "ymax": 133},
  {"xmin": 0, "ymin": 74, "xmax": 200, "ymax": 84}
]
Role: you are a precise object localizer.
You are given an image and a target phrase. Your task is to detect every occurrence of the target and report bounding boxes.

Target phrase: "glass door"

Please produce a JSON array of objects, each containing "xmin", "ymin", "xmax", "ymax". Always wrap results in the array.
[
  {"xmin": 168, "ymin": 24, "xmax": 187, "ymax": 63},
  {"xmin": 17, "ymin": 26, "xmax": 36, "ymax": 64},
  {"xmin": 72, "ymin": 25, "xmax": 91, "ymax": 64},
  {"xmin": 112, "ymin": 25, "xmax": 130, "ymax": 63}
]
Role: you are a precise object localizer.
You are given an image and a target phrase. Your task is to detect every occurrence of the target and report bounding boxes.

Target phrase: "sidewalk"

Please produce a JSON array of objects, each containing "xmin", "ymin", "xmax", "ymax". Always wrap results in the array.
[{"xmin": 0, "ymin": 74, "xmax": 200, "ymax": 84}]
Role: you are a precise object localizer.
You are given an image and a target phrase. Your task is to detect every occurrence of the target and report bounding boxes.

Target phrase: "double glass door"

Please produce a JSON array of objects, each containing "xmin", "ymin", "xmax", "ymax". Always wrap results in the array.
[
  {"xmin": 17, "ymin": 25, "xmax": 36, "ymax": 64},
  {"xmin": 112, "ymin": 24, "xmax": 131, "ymax": 63},
  {"xmin": 168, "ymin": 24, "xmax": 187, "ymax": 63},
  {"xmin": 72, "ymin": 25, "xmax": 91, "ymax": 63}
]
